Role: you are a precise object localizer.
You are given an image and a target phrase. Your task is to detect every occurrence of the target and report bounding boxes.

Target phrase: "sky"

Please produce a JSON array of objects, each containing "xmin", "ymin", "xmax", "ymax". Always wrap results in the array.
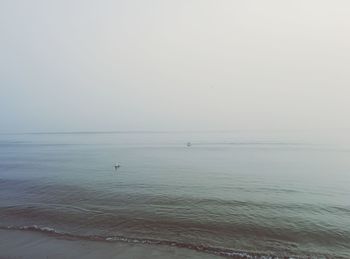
[{"xmin": 1, "ymin": 0, "xmax": 349, "ymax": 133}]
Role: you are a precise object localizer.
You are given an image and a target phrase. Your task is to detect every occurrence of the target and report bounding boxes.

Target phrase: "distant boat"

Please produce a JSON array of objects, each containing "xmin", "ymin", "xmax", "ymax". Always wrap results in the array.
[
  {"xmin": 186, "ymin": 142, "xmax": 192, "ymax": 147},
  {"xmin": 114, "ymin": 162, "xmax": 121, "ymax": 170}
]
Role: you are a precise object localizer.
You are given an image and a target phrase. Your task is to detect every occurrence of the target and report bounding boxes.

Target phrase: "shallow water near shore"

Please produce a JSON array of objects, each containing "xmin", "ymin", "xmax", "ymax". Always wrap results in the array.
[{"xmin": 0, "ymin": 131, "xmax": 350, "ymax": 258}]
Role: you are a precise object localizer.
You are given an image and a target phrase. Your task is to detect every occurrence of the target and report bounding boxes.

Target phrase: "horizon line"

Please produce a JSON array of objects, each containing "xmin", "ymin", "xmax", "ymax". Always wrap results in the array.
[{"xmin": 0, "ymin": 129, "xmax": 346, "ymax": 135}]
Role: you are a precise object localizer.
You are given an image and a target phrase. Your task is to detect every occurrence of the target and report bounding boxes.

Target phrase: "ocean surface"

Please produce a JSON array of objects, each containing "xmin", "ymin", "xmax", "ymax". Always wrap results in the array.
[{"xmin": 0, "ymin": 131, "xmax": 349, "ymax": 258}]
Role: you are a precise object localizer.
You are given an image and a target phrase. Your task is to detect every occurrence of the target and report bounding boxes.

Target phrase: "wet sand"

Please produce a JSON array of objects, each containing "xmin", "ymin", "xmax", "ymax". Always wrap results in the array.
[{"xmin": 0, "ymin": 229, "xmax": 220, "ymax": 259}]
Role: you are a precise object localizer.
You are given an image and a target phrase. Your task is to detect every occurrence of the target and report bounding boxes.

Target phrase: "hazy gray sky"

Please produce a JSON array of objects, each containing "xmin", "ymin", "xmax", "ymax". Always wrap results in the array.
[{"xmin": 1, "ymin": 0, "xmax": 349, "ymax": 132}]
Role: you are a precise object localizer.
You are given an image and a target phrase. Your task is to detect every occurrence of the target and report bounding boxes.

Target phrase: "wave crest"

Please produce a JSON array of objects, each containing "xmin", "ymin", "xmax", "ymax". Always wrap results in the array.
[{"xmin": 2, "ymin": 225, "xmax": 289, "ymax": 259}]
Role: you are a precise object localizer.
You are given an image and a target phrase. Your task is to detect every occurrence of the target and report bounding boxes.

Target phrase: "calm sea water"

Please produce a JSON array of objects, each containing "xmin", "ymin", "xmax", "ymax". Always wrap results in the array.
[{"xmin": 0, "ymin": 132, "xmax": 349, "ymax": 258}]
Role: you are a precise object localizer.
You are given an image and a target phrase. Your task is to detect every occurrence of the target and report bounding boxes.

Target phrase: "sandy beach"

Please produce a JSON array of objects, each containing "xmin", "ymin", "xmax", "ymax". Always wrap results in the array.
[{"xmin": 0, "ymin": 229, "xmax": 220, "ymax": 259}]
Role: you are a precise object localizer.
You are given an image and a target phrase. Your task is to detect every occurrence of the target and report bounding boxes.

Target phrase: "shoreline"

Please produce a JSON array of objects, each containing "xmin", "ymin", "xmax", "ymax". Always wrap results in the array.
[{"xmin": 0, "ymin": 229, "xmax": 220, "ymax": 259}]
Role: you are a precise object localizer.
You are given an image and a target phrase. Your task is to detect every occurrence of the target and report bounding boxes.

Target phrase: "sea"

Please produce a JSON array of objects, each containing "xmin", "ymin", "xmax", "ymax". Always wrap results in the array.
[{"xmin": 0, "ymin": 131, "xmax": 349, "ymax": 258}]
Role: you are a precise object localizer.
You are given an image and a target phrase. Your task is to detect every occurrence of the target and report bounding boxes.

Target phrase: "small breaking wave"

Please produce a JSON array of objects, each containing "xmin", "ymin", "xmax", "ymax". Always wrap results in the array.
[{"xmin": 1, "ymin": 225, "xmax": 297, "ymax": 259}]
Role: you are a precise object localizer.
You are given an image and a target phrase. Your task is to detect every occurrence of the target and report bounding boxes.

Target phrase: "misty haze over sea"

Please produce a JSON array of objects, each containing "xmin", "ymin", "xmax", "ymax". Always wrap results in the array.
[{"xmin": 1, "ymin": 0, "xmax": 350, "ymax": 258}]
